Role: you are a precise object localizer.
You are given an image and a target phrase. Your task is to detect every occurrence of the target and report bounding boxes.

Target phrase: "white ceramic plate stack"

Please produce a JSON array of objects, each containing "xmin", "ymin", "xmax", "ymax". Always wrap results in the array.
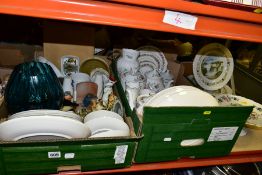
[
  {"xmin": 215, "ymin": 94, "xmax": 262, "ymax": 129},
  {"xmin": 84, "ymin": 110, "xmax": 130, "ymax": 138},
  {"xmin": 136, "ymin": 86, "xmax": 219, "ymax": 115},
  {"xmin": 144, "ymin": 85, "xmax": 219, "ymax": 108},
  {"xmin": 0, "ymin": 110, "xmax": 91, "ymax": 141}
]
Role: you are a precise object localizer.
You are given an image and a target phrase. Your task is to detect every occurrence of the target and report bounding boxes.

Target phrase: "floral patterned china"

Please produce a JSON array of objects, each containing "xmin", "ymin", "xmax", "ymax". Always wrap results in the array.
[
  {"xmin": 215, "ymin": 94, "xmax": 262, "ymax": 129},
  {"xmin": 137, "ymin": 45, "xmax": 168, "ymax": 73}
]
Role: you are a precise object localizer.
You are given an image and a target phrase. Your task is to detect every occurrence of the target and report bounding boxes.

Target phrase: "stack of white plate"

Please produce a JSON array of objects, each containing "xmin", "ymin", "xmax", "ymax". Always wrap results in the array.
[
  {"xmin": 144, "ymin": 85, "xmax": 219, "ymax": 107},
  {"xmin": 84, "ymin": 110, "xmax": 130, "ymax": 138},
  {"xmin": 0, "ymin": 110, "xmax": 91, "ymax": 141}
]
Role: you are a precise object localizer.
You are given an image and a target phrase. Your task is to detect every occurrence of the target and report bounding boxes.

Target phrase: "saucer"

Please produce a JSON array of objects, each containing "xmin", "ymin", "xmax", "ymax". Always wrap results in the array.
[{"xmin": 193, "ymin": 43, "xmax": 234, "ymax": 91}]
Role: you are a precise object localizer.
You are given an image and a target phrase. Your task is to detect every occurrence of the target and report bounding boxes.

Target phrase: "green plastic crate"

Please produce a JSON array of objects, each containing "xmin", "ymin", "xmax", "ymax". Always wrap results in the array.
[
  {"xmin": 112, "ymin": 60, "xmax": 253, "ymax": 163},
  {"xmin": 0, "ymin": 137, "xmax": 140, "ymax": 175},
  {"xmin": 0, "ymin": 86, "xmax": 143, "ymax": 175}
]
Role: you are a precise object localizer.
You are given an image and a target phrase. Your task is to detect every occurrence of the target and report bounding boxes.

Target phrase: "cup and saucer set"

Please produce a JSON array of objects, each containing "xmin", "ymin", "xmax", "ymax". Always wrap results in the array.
[{"xmin": 116, "ymin": 47, "xmax": 175, "ymax": 116}]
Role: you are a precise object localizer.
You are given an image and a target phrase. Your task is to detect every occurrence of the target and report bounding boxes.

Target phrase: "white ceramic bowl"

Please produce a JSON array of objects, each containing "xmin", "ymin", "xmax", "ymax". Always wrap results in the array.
[
  {"xmin": 84, "ymin": 117, "xmax": 130, "ymax": 136},
  {"xmin": 84, "ymin": 110, "xmax": 123, "ymax": 123},
  {"xmin": 145, "ymin": 86, "xmax": 219, "ymax": 107},
  {"xmin": 71, "ymin": 72, "xmax": 91, "ymax": 85},
  {"xmin": 90, "ymin": 129, "xmax": 130, "ymax": 138}
]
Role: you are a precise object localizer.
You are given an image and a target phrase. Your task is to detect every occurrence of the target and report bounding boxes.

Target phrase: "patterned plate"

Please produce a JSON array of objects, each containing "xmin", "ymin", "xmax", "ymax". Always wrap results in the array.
[
  {"xmin": 193, "ymin": 43, "xmax": 234, "ymax": 91},
  {"xmin": 215, "ymin": 94, "xmax": 262, "ymax": 129},
  {"xmin": 137, "ymin": 45, "xmax": 168, "ymax": 73}
]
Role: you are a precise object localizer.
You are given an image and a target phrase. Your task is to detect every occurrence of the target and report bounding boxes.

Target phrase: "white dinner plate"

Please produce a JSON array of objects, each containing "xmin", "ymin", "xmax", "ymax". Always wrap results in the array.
[
  {"xmin": 0, "ymin": 116, "xmax": 91, "ymax": 141},
  {"xmin": 215, "ymin": 94, "xmax": 262, "ymax": 129},
  {"xmin": 8, "ymin": 110, "xmax": 82, "ymax": 122},
  {"xmin": 193, "ymin": 43, "xmax": 234, "ymax": 91},
  {"xmin": 84, "ymin": 117, "xmax": 130, "ymax": 135},
  {"xmin": 137, "ymin": 45, "xmax": 168, "ymax": 73}
]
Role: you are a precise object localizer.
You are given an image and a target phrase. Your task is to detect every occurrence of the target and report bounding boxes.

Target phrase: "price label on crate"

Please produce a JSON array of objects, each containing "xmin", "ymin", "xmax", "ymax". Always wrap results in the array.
[
  {"xmin": 208, "ymin": 127, "xmax": 239, "ymax": 142},
  {"xmin": 114, "ymin": 145, "xmax": 128, "ymax": 164},
  {"xmin": 163, "ymin": 10, "xmax": 198, "ymax": 30}
]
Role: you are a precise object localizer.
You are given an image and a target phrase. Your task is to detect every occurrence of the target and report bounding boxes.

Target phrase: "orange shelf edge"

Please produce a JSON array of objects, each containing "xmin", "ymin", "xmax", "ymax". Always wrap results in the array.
[
  {"xmin": 54, "ymin": 151, "xmax": 262, "ymax": 175},
  {"xmin": 105, "ymin": 0, "xmax": 262, "ymax": 24},
  {"xmin": 0, "ymin": 0, "xmax": 262, "ymax": 43}
]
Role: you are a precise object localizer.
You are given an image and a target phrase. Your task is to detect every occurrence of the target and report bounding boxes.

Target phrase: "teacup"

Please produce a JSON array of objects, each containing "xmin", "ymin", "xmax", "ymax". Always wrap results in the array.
[
  {"xmin": 146, "ymin": 76, "xmax": 164, "ymax": 93},
  {"xmin": 136, "ymin": 89, "xmax": 155, "ymax": 107}
]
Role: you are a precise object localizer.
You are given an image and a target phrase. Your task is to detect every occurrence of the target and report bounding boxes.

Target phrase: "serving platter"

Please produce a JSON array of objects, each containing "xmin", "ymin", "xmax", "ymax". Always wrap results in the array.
[
  {"xmin": 0, "ymin": 116, "xmax": 91, "ymax": 141},
  {"xmin": 8, "ymin": 109, "xmax": 82, "ymax": 121}
]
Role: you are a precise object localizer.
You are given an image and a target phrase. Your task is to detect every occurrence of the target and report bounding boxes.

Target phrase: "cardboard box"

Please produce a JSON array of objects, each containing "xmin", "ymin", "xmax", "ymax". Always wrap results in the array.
[
  {"xmin": 43, "ymin": 21, "xmax": 95, "ymax": 69},
  {"xmin": 0, "ymin": 43, "xmax": 42, "ymax": 68}
]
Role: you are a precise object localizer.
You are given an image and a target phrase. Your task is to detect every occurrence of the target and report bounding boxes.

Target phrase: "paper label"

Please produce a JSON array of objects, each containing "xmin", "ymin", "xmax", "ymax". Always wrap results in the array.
[
  {"xmin": 48, "ymin": 151, "xmax": 61, "ymax": 159},
  {"xmin": 208, "ymin": 127, "xmax": 239, "ymax": 142},
  {"xmin": 114, "ymin": 145, "xmax": 128, "ymax": 164},
  {"xmin": 163, "ymin": 10, "xmax": 198, "ymax": 30},
  {"xmin": 163, "ymin": 137, "xmax": 172, "ymax": 142},
  {"xmin": 64, "ymin": 153, "xmax": 75, "ymax": 159}
]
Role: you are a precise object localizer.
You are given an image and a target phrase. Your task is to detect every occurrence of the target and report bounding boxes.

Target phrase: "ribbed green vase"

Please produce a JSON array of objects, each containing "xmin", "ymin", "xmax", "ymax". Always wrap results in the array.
[{"xmin": 4, "ymin": 61, "xmax": 64, "ymax": 114}]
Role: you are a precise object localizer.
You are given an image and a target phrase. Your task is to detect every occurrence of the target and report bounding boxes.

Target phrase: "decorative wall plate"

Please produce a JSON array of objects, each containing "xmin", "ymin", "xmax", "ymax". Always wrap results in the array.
[
  {"xmin": 137, "ymin": 45, "xmax": 168, "ymax": 73},
  {"xmin": 215, "ymin": 94, "xmax": 262, "ymax": 129},
  {"xmin": 193, "ymin": 43, "xmax": 234, "ymax": 91}
]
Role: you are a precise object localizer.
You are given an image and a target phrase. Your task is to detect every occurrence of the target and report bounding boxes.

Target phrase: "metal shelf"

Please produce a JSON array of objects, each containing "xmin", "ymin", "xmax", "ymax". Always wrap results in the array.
[
  {"xmin": 0, "ymin": 0, "xmax": 262, "ymax": 42},
  {"xmin": 105, "ymin": 0, "xmax": 262, "ymax": 24}
]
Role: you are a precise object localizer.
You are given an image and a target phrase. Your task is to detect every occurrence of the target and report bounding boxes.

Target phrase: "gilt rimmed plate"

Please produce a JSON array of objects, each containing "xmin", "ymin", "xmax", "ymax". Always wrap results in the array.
[
  {"xmin": 215, "ymin": 94, "xmax": 262, "ymax": 129},
  {"xmin": 0, "ymin": 116, "xmax": 91, "ymax": 141},
  {"xmin": 137, "ymin": 45, "xmax": 168, "ymax": 72},
  {"xmin": 193, "ymin": 43, "xmax": 234, "ymax": 91}
]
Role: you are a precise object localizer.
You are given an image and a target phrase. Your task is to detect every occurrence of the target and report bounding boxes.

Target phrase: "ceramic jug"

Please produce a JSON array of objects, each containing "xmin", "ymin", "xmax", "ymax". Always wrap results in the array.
[
  {"xmin": 117, "ymin": 48, "xmax": 139, "ymax": 76},
  {"xmin": 146, "ymin": 70, "xmax": 164, "ymax": 92}
]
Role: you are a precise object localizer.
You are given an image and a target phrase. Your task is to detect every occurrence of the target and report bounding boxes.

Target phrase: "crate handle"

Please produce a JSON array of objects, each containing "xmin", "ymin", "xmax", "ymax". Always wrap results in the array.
[
  {"xmin": 57, "ymin": 165, "xmax": 81, "ymax": 174},
  {"xmin": 180, "ymin": 138, "xmax": 204, "ymax": 147}
]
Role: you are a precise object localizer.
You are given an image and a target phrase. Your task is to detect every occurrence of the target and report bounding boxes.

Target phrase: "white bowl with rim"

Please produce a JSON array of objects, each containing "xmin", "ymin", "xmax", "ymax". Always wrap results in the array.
[{"xmin": 84, "ymin": 110, "xmax": 123, "ymax": 123}]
